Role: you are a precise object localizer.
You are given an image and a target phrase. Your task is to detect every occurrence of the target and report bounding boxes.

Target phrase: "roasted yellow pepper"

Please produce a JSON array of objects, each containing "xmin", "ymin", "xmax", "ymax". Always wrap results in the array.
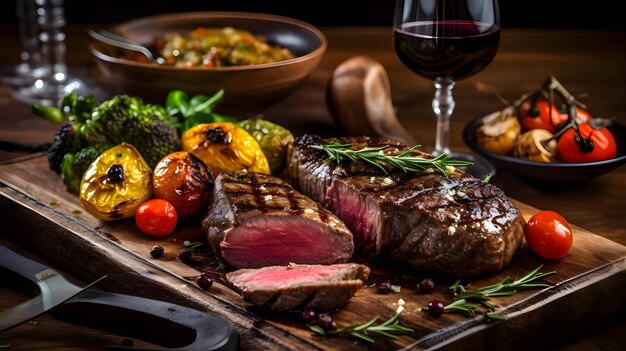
[
  {"xmin": 181, "ymin": 122, "xmax": 270, "ymax": 175},
  {"xmin": 79, "ymin": 143, "xmax": 153, "ymax": 221},
  {"xmin": 238, "ymin": 117, "xmax": 294, "ymax": 175}
]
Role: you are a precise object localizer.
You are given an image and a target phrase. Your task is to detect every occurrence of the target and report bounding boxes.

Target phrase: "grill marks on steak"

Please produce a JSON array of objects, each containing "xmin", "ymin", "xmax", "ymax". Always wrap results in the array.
[
  {"xmin": 226, "ymin": 263, "xmax": 370, "ymax": 311},
  {"xmin": 288, "ymin": 135, "xmax": 525, "ymax": 277},
  {"xmin": 202, "ymin": 171, "xmax": 354, "ymax": 268}
]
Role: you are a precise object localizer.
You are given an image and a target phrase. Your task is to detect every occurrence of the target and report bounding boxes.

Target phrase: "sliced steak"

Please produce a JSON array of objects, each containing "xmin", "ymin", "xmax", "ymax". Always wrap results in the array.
[
  {"xmin": 287, "ymin": 134, "xmax": 525, "ymax": 277},
  {"xmin": 226, "ymin": 263, "xmax": 370, "ymax": 311},
  {"xmin": 202, "ymin": 171, "xmax": 354, "ymax": 268}
]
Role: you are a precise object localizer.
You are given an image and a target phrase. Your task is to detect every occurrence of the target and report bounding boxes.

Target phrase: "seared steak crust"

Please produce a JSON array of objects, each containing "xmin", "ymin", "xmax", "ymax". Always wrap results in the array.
[
  {"xmin": 202, "ymin": 171, "xmax": 354, "ymax": 268},
  {"xmin": 287, "ymin": 135, "xmax": 525, "ymax": 277},
  {"xmin": 226, "ymin": 263, "xmax": 370, "ymax": 311}
]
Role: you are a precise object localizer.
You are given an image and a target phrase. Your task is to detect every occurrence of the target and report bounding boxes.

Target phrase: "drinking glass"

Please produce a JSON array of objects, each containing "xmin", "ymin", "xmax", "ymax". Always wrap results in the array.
[
  {"xmin": 393, "ymin": 0, "xmax": 499, "ymax": 178},
  {"xmin": 12, "ymin": 0, "xmax": 85, "ymax": 107}
]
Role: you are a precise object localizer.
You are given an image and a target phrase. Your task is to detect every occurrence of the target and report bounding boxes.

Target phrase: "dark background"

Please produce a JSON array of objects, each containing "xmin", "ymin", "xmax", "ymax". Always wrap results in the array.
[{"xmin": 1, "ymin": 0, "xmax": 623, "ymax": 30}]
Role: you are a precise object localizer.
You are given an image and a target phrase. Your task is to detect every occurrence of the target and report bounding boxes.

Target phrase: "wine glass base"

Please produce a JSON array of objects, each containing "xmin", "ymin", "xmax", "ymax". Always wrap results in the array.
[
  {"xmin": 12, "ymin": 77, "xmax": 85, "ymax": 107},
  {"xmin": 441, "ymin": 151, "xmax": 496, "ymax": 180},
  {"xmin": 0, "ymin": 64, "xmax": 49, "ymax": 87}
]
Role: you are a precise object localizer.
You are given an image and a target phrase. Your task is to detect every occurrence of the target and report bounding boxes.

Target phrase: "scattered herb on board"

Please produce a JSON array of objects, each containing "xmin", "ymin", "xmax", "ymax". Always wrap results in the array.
[
  {"xmin": 424, "ymin": 265, "xmax": 556, "ymax": 320},
  {"xmin": 313, "ymin": 141, "xmax": 473, "ymax": 175},
  {"xmin": 307, "ymin": 306, "xmax": 413, "ymax": 343}
]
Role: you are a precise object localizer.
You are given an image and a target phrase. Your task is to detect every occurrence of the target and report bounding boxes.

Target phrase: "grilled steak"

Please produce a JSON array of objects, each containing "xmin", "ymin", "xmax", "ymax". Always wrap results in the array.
[
  {"xmin": 287, "ymin": 135, "xmax": 525, "ymax": 277},
  {"xmin": 226, "ymin": 263, "xmax": 370, "ymax": 311},
  {"xmin": 202, "ymin": 171, "xmax": 354, "ymax": 268}
]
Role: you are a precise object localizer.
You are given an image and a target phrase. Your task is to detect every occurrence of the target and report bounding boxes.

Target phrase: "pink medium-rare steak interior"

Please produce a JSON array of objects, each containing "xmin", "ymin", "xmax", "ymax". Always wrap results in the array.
[
  {"xmin": 220, "ymin": 215, "xmax": 354, "ymax": 268},
  {"xmin": 325, "ymin": 177, "xmax": 382, "ymax": 256},
  {"xmin": 227, "ymin": 263, "xmax": 369, "ymax": 289},
  {"xmin": 203, "ymin": 171, "xmax": 355, "ymax": 269},
  {"xmin": 226, "ymin": 263, "xmax": 371, "ymax": 311}
]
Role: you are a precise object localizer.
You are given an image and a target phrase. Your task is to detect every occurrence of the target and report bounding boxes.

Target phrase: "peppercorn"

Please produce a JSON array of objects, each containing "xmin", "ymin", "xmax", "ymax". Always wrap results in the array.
[
  {"xmin": 428, "ymin": 300, "xmax": 445, "ymax": 317},
  {"xmin": 197, "ymin": 273, "xmax": 213, "ymax": 290},
  {"xmin": 150, "ymin": 245, "xmax": 164, "ymax": 259},
  {"xmin": 178, "ymin": 247, "xmax": 194, "ymax": 263},
  {"xmin": 302, "ymin": 309, "xmax": 317, "ymax": 322},
  {"xmin": 378, "ymin": 281, "xmax": 392, "ymax": 294},
  {"xmin": 417, "ymin": 278, "xmax": 435, "ymax": 293},
  {"xmin": 316, "ymin": 313, "xmax": 337, "ymax": 330}
]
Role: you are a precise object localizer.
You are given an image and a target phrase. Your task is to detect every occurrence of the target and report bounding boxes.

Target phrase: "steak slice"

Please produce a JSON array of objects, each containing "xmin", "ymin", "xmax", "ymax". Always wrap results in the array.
[
  {"xmin": 202, "ymin": 171, "xmax": 354, "ymax": 268},
  {"xmin": 287, "ymin": 134, "xmax": 525, "ymax": 277},
  {"xmin": 226, "ymin": 263, "xmax": 370, "ymax": 312}
]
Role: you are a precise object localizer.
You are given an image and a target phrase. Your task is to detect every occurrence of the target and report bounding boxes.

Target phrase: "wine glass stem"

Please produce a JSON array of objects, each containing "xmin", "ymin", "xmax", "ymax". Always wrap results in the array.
[{"xmin": 432, "ymin": 78, "xmax": 455, "ymax": 155}]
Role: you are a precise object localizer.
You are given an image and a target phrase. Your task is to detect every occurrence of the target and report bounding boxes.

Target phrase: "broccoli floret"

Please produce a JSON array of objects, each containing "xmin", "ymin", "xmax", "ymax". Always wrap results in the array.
[
  {"xmin": 121, "ymin": 117, "xmax": 180, "ymax": 167},
  {"xmin": 40, "ymin": 93, "xmax": 179, "ymax": 177},
  {"xmin": 60, "ymin": 144, "xmax": 110, "ymax": 194},
  {"xmin": 62, "ymin": 93, "xmax": 98, "ymax": 124},
  {"xmin": 89, "ymin": 96, "xmax": 179, "ymax": 168},
  {"xmin": 47, "ymin": 123, "xmax": 82, "ymax": 172}
]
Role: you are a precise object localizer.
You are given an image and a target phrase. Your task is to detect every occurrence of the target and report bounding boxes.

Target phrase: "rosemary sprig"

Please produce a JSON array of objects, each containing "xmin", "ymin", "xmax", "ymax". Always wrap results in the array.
[
  {"xmin": 426, "ymin": 265, "xmax": 556, "ymax": 320},
  {"xmin": 312, "ymin": 141, "xmax": 473, "ymax": 175},
  {"xmin": 308, "ymin": 309, "xmax": 414, "ymax": 343}
]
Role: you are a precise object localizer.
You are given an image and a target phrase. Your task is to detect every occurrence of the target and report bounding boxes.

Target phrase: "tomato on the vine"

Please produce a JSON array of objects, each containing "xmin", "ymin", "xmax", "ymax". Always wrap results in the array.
[
  {"xmin": 559, "ymin": 107, "xmax": 592, "ymax": 126},
  {"xmin": 557, "ymin": 123, "xmax": 617, "ymax": 163},
  {"xmin": 524, "ymin": 210, "xmax": 573, "ymax": 260},
  {"xmin": 135, "ymin": 199, "xmax": 178, "ymax": 237},
  {"xmin": 518, "ymin": 99, "xmax": 561, "ymax": 133}
]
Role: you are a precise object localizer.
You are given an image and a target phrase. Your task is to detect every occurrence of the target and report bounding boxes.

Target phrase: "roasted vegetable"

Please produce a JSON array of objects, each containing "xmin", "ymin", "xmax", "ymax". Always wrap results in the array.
[
  {"xmin": 181, "ymin": 122, "xmax": 270, "ymax": 175},
  {"xmin": 79, "ymin": 143, "xmax": 153, "ymax": 221},
  {"xmin": 513, "ymin": 129, "xmax": 557, "ymax": 163},
  {"xmin": 34, "ymin": 93, "xmax": 180, "ymax": 171},
  {"xmin": 557, "ymin": 123, "xmax": 617, "ymax": 163},
  {"xmin": 476, "ymin": 107, "xmax": 521, "ymax": 155},
  {"xmin": 153, "ymin": 151, "xmax": 214, "ymax": 219},
  {"xmin": 61, "ymin": 144, "xmax": 111, "ymax": 194},
  {"xmin": 47, "ymin": 123, "xmax": 82, "ymax": 172},
  {"xmin": 89, "ymin": 95, "xmax": 180, "ymax": 167},
  {"xmin": 238, "ymin": 116, "xmax": 294, "ymax": 174}
]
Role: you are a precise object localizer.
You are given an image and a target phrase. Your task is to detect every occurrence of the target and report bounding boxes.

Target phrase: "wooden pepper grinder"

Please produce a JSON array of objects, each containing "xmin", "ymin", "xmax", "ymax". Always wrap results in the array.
[{"xmin": 327, "ymin": 55, "xmax": 416, "ymax": 146}]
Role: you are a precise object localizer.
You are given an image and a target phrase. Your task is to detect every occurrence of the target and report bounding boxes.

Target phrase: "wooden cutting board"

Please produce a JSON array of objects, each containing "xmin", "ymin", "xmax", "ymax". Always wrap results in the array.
[{"xmin": 1, "ymin": 153, "xmax": 625, "ymax": 350}]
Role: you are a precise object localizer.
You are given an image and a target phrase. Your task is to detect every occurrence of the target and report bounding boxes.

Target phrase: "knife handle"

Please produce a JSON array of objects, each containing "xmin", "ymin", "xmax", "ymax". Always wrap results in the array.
[
  {"xmin": 0, "ymin": 244, "xmax": 53, "ymax": 284},
  {"xmin": 53, "ymin": 290, "xmax": 240, "ymax": 351}
]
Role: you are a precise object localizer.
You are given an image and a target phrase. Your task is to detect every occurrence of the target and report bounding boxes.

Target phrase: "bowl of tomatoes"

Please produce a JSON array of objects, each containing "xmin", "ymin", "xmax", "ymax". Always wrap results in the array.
[{"xmin": 463, "ymin": 76, "xmax": 626, "ymax": 184}]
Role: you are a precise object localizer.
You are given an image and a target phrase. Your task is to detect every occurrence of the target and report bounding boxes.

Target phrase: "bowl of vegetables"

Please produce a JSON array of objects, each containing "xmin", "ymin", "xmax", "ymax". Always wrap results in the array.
[
  {"xmin": 88, "ymin": 11, "xmax": 327, "ymax": 117},
  {"xmin": 463, "ymin": 76, "xmax": 626, "ymax": 185}
]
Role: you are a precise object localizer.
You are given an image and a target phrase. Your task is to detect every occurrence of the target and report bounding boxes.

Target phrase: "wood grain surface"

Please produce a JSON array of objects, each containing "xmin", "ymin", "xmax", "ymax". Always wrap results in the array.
[
  {"xmin": 0, "ymin": 154, "xmax": 624, "ymax": 350},
  {"xmin": 0, "ymin": 25, "xmax": 625, "ymax": 350}
]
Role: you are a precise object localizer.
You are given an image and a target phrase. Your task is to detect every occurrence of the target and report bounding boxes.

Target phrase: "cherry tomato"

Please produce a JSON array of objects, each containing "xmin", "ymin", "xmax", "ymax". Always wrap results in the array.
[
  {"xmin": 518, "ymin": 99, "xmax": 561, "ymax": 133},
  {"xmin": 135, "ymin": 199, "xmax": 178, "ymax": 237},
  {"xmin": 559, "ymin": 107, "xmax": 591, "ymax": 126},
  {"xmin": 557, "ymin": 123, "xmax": 617, "ymax": 163},
  {"xmin": 524, "ymin": 210, "xmax": 573, "ymax": 260}
]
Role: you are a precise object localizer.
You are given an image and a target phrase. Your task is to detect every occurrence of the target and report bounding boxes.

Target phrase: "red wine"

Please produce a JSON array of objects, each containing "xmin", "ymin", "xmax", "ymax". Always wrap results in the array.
[{"xmin": 394, "ymin": 21, "xmax": 500, "ymax": 81}]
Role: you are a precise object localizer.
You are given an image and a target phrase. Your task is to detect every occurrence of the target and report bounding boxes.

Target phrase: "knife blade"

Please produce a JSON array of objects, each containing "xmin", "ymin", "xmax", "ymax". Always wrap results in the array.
[{"xmin": 0, "ymin": 244, "xmax": 106, "ymax": 332}]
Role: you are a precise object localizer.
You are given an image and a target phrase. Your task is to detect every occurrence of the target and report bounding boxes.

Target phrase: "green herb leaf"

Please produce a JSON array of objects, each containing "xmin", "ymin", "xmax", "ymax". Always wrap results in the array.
[
  {"xmin": 307, "ymin": 324, "xmax": 326, "ymax": 335},
  {"xmin": 313, "ymin": 141, "xmax": 473, "ymax": 176},
  {"xmin": 165, "ymin": 89, "xmax": 238, "ymax": 136},
  {"xmin": 425, "ymin": 265, "xmax": 555, "ymax": 319},
  {"xmin": 309, "ymin": 309, "xmax": 413, "ymax": 343}
]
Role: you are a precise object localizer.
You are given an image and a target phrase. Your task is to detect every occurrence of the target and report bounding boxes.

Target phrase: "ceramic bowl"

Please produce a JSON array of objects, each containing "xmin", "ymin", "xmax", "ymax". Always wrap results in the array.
[
  {"xmin": 463, "ymin": 114, "xmax": 626, "ymax": 185},
  {"xmin": 88, "ymin": 11, "xmax": 327, "ymax": 117}
]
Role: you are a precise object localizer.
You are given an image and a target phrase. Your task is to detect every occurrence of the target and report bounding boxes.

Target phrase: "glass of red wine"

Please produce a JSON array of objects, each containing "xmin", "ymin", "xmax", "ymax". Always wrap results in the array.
[{"xmin": 393, "ymin": 0, "xmax": 499, "ymax": 179}]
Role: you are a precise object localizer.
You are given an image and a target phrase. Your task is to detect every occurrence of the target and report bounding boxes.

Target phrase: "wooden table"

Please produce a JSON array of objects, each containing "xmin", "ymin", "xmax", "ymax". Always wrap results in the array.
[{"xmin": 0, "ymin": 24, "xmax": 624, "ymax": 350}]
